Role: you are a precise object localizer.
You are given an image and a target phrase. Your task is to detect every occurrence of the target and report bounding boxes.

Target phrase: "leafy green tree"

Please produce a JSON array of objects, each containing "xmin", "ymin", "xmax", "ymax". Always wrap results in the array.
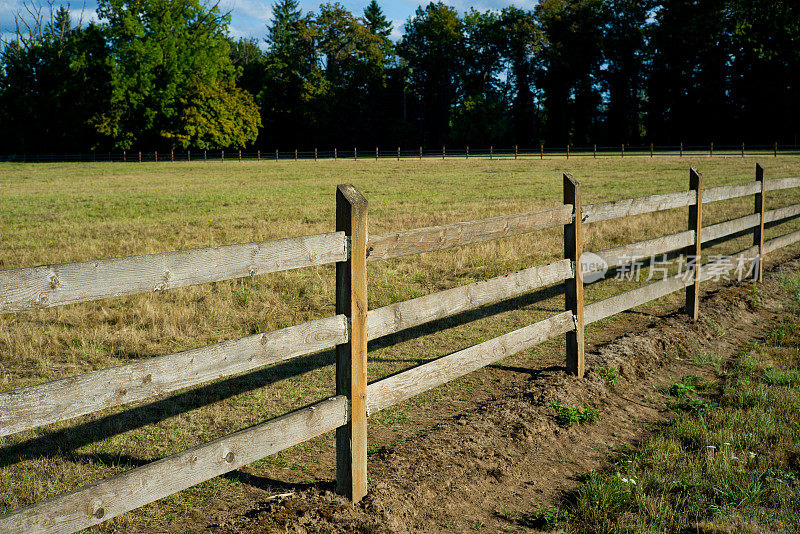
[
  {"xmin": 398, "ymin": 2, "xmax": 465, "ymax": 146},
  {"xmin": 95, "ymin": 0, "xmax": 259, "ymax": 149}
]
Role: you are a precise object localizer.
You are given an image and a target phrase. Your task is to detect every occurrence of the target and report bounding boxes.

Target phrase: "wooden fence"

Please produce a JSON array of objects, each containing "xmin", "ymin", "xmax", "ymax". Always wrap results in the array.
[
  {"xmin": 1, "ymin": 165, "xmax": 800, "ymax": 532},
  {"xmin": 2, "ymin": 143, "xmax": 800, "ymax": 163}
]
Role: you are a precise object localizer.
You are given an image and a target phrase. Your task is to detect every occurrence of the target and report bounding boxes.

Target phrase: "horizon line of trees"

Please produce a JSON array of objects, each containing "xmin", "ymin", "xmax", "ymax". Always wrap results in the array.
[{"xmin": 1, "ymin": 0, "xmax": 798, "ymax": 154}]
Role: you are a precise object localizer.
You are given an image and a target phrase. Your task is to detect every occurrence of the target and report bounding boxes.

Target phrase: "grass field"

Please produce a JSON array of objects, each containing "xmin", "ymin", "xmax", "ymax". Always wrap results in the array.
[{"xmin": 2, "ymin": 155, "xmax": 800, "ymax": 531}]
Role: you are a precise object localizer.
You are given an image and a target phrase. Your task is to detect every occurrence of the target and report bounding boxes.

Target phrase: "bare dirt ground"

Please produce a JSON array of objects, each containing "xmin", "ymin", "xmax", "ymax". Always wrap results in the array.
[{"xmin": 189, "ymin": 255, "xmax": 797, "ymax": 534}]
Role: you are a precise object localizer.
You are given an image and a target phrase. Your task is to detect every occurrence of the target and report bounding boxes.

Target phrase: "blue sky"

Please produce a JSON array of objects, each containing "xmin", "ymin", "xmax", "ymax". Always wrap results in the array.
[{"xmin": 1, "ymin": 0, "xmax": 539, "ymax": 44}]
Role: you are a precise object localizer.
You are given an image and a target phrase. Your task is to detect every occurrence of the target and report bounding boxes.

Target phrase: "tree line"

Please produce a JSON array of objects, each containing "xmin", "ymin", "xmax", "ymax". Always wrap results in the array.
[{"xmin": 1, "ymin": 0, "xmax": 798, "ymax": 154}]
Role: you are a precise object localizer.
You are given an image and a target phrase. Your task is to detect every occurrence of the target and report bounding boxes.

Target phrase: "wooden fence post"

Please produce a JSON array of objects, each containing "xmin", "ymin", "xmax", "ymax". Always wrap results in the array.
[
  {"xmin": 335, "ymin": 148, "xmax": 338, "ymax": 161},
  {"xmin": 566, "ymin": 144, "xmax": 570, "ymax": 159},
  {"xmin": 221, "ymin": 150, "xmax": 224, "ymax": 162},
  {"xmin": 188, "ymin": 149, "xmax": 191, "ymax": 162},
  {"xmin": 466, "ymin": 145, "xmax": 469, "ymax": 159},
  {"xmin": 686, "ymin": 168, "xmax": 703, "ymax": 321},
  {"xmin": 754, "ymin": 163, "xmax": 765, "ymax": 282},
  {"xmin": 563, "ymin": 173, "xmax": 585, "ymax": 377},
  {"xmin": 204, "ymin": 149, "xmax": 207, "ymax": 161},
  {"xmin": 295, "ymin": 149, "xmax": 298, "ymax": 161},
  {"xmin": 775, "ymin": 142, "xmax": 778, "ymax": 157},
  {"xmin": 514, "ymin": 144, "xmax": 518, "ymax": 160},
  {"xmin": 490, "ymin": 145, "xmax": 493, "ymax": 160},
  {"xmin": 621, "ymin": 144, "xmax": 624, "ymax": 158},
  {"xmin": 650, "ymin": 143, "xmax": 653, "ymax": 158},
  {"xmin": 275, "ymin": 149, "xmax": 279, "ymax": 161},
  {"xmin": 335, "ymin": 184, "xmax": 368, "ymax": 502},
  {"xmin": 376, "ymin": 147, "xmax": 378, "ymax": 161},
  {"xmin": 397, "ymin": 147, "xmax": 400, "ymax": 161},
  {"xmin": 593, "ymin": 144, "xmax": 596, "ymax": 159},
  {"xmin": 155, "ymin": 150, "xmax": 158, "ymax": 163},
  {"xmin": 171, "ymin": 148, "xmax": 174, "ymax": 162},
  {"xmin": 710, "ymin": 142, "xmax": 713, "ymax": 157},
  {"xmin": 419, "ymin": 146, "xmax": 422, "ymax": 159},
  {"xmin": 354, "ymin": 147, "xmax": 358, "ymax": 161},
  {"xmin": 540, "ymin": 143, "xmax": 544, "ymax": 160},
  {"xmin": 123, "ymin": 150, "xmax": 126, "ymax": 162},
  {"xmin": 139, "ymin": 151, "xmax": 142, "ymax": 163},
  {"xmin": 442, "ymin": 146, "xmax": 445, "ymax": 160},
  {"xmin": 257, "ymin": 150, "xmax": 260, "ymax": 161},
  {"xmin": 742, "ymin": 142, "xmax": 745, "ymax": 158},
  {"xmin": 315, "ymin": 148, "xmax": 318, "ymax": 161},
  {"xmin": 680, "ymin": 142, "xmax": 683, "ymax": 157},
  {"xmin": 239, "ymin": 150, "xmax": 242, "ymax": 162}
]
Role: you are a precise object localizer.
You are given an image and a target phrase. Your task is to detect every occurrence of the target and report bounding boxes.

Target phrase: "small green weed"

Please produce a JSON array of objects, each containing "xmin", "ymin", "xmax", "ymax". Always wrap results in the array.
[
  {"xmin": 667, "ymin": 381, "xmax": 696, "ymax": 398},
  {"xmin": 593, "ymin": 365, "xmax": 619, "ymax": 385},
  {"xmin": 551, "ymin": 402, "xmax": 601, "ymax": 426},
  {"xmin": 518, "ymin": 506, "xmax": 569, "ymax": 530}
]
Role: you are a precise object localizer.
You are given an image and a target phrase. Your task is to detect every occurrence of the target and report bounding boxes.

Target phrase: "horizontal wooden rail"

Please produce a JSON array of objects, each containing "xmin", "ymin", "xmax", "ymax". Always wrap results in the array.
[
  {"xmin": 0, "ymin": 315, "xmax": 347, "ymax": 437},
  {"xmin": 696, "ymin": 245, "xmax": 760, "ymax": 283},
  {"xmin": 764, "ymin": 203, "xmax": 800, "ymax": 225},
  {"xmin": 366, "ymin": 205, "xmax": 572, "ymax": 261},
  {"xmin": 582, "ymin": 190, "xmax": 695, "ymax": 224},
  {"xmin": 702, "ymin": 213, "xmax": 761, "ymax": 243},
  {"xmin": 584, "ymin": 274, "xmax": 690, "ymax": 324},
  {"xmin": 765, "ymin": 176, "xmax": 800, "ymax": 192},
  {"xmin": 0, "ymin": 232, "xmax": 346, "ymax": 313},
  {"xmin": 764, "ymin": 230, "xmax": 800, "ymax": 255},
  {"xmin": 367, "ymin": 260, "xmax": 572, "ymax": 340},
  {"xmin": 703, "ymin": 181, "xmax": 762, "ymax": 203},
  {"xmin": 590, "ymin": 230, "xmax": 695, "ymax": 272},
  {"xmin": 0, "ymin": 395, "xmax": 347, "ymax": 534},
  {"xmin": 366, "ymin": 312, "xmax": 574, "ymax": 414}
]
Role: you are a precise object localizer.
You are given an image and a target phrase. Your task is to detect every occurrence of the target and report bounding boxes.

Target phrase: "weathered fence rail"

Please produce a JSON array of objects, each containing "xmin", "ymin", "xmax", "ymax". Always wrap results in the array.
[{"xmin": 1, "ymin": 164, "xmax": 800, "ymax": 533}]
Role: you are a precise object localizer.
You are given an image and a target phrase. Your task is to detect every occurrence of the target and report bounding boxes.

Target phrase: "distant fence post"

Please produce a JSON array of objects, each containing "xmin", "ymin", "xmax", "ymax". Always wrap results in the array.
[
  {"xmin": 188, "ymin": 149, "xmax": 191, "ymax": 162},
  {"xmin": 566, "ymin": 144, "xmax": 570, "ymax": 160},
  {"xmin": 754, "ymin": 163, "xmax": 765, "ymax": 282},
  {"xmin": 204, "ymin": 149, "xmax": 207, "ymax": 161},
  {"xmin": 315, "ymin": 148, "xmax": 318, "ymax": 162},
  {"xmin": 221, "ymin": 150, "xmax": 224, "ymax": 162},
  {"xmin": 335, "ymin": 184, "xmax": 368, "ymax": 502},
  {"xmin": 257, "ymin": 150, "xmax": 260, "ymax": 161},
  {"xmin": 295, "ymin": 149, "xmax": 298, "ymax": 161},
  {"xmin": 680, "ymin": 142, "xmax": 683, "ymax": 157},
  {"xmin": 442, "ymin": 146, "xmax": 445, "ymax": 160},
  {"xmin": 276, "ymin": 149, "xmax": 279, "ymax": 161},
  {"xmin": 123, "ymin": 150, "xmax": 126, "ymax": 162},
  {"xmin": 490, "ymin": 145, "xmax": 494, "ymax": 160},
  {"xmin": 650, "ymin": 143, "xmax": 653, "ymax": 158},
  {"xmin": 239, "ymin": 150, "xmax": 242, "ymax": 162},
  {"xmin": 593, "ymin": 144, "xmax": 596, "ymax": 159},
  {"xmin": 375, "ymin": 147, "xmax": 378, "ymax": 161},
  {"xmin": 138, "ymin": 151, "xmax": 142, "ymax": 163},
  {"xmin": 155, "ymin": 150, "xmax": 158, "ymax": 163},
  {"xmin": 742, "ymin": 142, "xmax": 745, "ymax": 158},
  {"xmin": 515, "ymin": 144, "xmax": 518, "ymax": 160},
  {"xmin": 563, "ymin": 173, "xmax": 585, "ymax": 377},
  {"xmin": 710, "ymin": 142, "xmax": 713, "ymax": 157},
  {"xmin": 466, "ymin": 145, "xmax": 469, "ymax": 160},
  {"xmin": 354, "ymin": 147, "xmax": 357, "ymax": 161},
  {"xmin": 686, "ymin": 168, "xmax": 703, "ymax": 321},
  {"xmin": 621, "ymin": 144, "xmax": 624, "ymax": 158},
  {"xmin": 540, "ymin": 143, "xmax": 544, "ymax": 160},
  {"xmin": 335, "ymin": 148, "xmax": 338, "ymax": 161},
  {"xmin": 171, "ymin": 148, "xmax": 174, "ymax": 162},
  {"xmin": 419, "ymin": 146, "xmax": 422, "ymax": 159},
  {"xmin": 775, "ymin": 142, "xmax": 778, "ymax": 157},
  {"xmin": 397, "ymin": 147, "xmax": 400, "ymax": 161}
]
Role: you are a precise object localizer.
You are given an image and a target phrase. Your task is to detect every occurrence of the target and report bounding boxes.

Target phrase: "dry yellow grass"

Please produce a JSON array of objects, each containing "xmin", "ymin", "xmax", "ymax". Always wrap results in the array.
[{"xmin": 1, "ymin": 155, "xmax": 799, "ymax": 531}]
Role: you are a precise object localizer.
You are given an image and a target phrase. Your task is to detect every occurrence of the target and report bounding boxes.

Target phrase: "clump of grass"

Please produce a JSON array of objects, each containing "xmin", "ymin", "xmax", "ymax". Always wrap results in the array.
[
  {"xmin": 518, "ymin": 506, "xmax": 569, "ymax": 530},
  {"xmin": 666, "ymin": 381, "xmax": 696, "ymax": 398},
  {"xmin": 551, "ymin": 402, "xmax": 601, "ymax": 426},
  {"xmin": 593, "ymin": 365, "xmax": 619, "ymax": 385}
]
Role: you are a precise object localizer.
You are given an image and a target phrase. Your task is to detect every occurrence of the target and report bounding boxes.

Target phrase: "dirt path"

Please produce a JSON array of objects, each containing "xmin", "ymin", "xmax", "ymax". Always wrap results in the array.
[{"xmin": 194, "ymin": 256, "xmax": 797, "ymax": 534}]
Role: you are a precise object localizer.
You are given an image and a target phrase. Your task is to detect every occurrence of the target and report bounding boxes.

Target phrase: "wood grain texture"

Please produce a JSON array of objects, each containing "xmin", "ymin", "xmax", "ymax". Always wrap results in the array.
[
  {"xmin": 563, "ymin": 173, "xmax": 585, "ymax": 377},
  {"xmin": 0, "ymin": 315, "xmax": 347, "ymax": 437},
  {"xmin": 0, "ymin": 395, "xmax": 347, "ymax": 534},
  {"xmin": 765, "ymin": 176, "xmax": 800, "ymax": 192},
  {"xmin": 582, "ymin": 190, "xmax": 696, "ymax": 224},
  {"xmin": 0, "ymin": 232, "xmax": 346, "ymax": 313},
  {"xmin": 697, "ymin": 245, "xmax": 760, "ymax": 283},
  {"xmin": 584, "ymin": 275, "xmax": 691, "ymax": 325},
  {"xmin": 366, "ymin": 312, "xmax": 574, "ymax": 415},
  {"xmin": 686, "ymin": 169, "xmax": 703, "ymax": 321},
  {"xmin": 763, "ymin": 230, "xmax": 800, "ymax": 255},
  {"xmin": 754, "ymin": 165, "xmax": 766, "ymax": 282},
  {"xmin": 366, "ymin": 205, "xmax": 572, "ymax": 262},
  {"xmin": 702, "ymin": 181, "xmax": 761, "ymax": 203},
  {"xmin": 334, "ymin": 184, "xmax": 369, "ymax": 502},
  {"xmin": 702, "ymin": 214, "xmax": 761, "ymax": 244},
  {"xmin": 763, "ymin": 203, "xmax": 800, "ymax": 224},
  {"xmin": 366, "ymin": 260, "xmax": 573, "ymax": 341},
  {"xmin": 590, "ymin": 231, "xmax": 695, "ymax": 273}
]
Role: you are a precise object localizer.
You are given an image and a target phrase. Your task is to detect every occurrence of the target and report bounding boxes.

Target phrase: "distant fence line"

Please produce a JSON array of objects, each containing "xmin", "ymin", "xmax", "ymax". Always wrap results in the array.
[
  {"xmin": 1, "ymin": 143, "xmax": 799, "ymax": 163},
  {"xmin": 1, "ymin": 165, "xmax": 800, "ymax": 533}
]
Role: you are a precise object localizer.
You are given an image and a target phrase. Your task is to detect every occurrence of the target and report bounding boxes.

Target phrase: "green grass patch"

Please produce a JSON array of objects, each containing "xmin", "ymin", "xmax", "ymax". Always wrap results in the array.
[
  {"xmin": 593, "ymin": 365, "xmax": 619, "ymax": 385},
  {"xmin": 551, "ymin": 402, "xmax": 601, "ymax": 426}
]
